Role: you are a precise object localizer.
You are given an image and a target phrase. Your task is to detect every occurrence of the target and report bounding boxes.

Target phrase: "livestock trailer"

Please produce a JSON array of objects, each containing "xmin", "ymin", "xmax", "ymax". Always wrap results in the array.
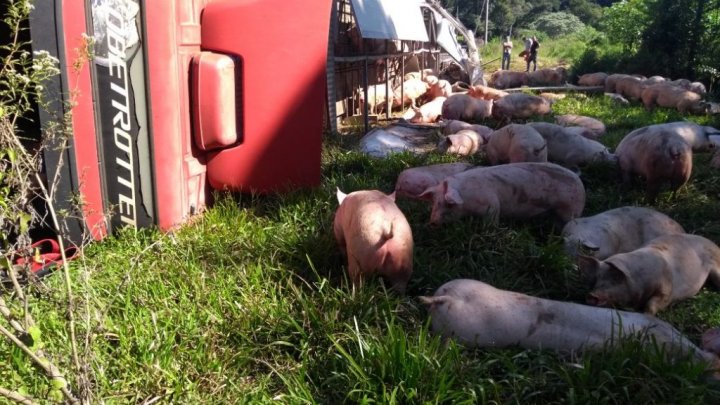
[{"xmin": 20, "ymin": 0, "xmax": 332, "ymax": 243}]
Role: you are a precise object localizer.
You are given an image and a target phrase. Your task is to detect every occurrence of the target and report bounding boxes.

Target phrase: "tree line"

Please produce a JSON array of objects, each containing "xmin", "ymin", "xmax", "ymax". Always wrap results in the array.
[{"xmin": 441, "ymin": 0, "xmax": 720, "ymax": 91}]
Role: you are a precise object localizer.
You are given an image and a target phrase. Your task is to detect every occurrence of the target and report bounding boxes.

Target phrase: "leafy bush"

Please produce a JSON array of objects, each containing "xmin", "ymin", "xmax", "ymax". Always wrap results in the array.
[
  {"xmin": 600, "ymin": 0, "xmax": 651, "ymax": 52},
  {"xmin": 531, "ymin": 12, "xmax": 587, "ymax": 38}
]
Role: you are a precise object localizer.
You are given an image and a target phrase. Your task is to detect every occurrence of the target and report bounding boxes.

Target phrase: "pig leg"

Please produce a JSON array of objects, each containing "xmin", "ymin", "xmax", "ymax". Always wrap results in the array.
[
  {"xmin": 645, "ymin": 177, "xmax": 661, "ymax": 203},
  {"xmin": 707, "ymin": 267, "xmax": 720, "ymax": 289},
  {"xmin": 644, "ymin": 292, "xmax": 671, "ymax": 316}
]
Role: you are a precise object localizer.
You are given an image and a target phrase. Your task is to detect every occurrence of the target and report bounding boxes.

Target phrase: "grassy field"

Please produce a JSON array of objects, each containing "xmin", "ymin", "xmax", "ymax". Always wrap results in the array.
[
  {"xmin": 479, "ymin": 35, "xmax": 593, "ymax": 81},
  {"xmin": 3, "ymin": 94, "xmax": 720, "ymax": 403}
]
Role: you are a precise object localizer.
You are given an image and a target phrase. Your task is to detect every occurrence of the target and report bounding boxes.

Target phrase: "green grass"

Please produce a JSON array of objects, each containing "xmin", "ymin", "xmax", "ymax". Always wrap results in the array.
[
  {"xmin": 2, "ymin": 95, "xmax": 720, "ymax": 403},
  {"xmin": 479, "ymin": 35, "xmax": 589, "ymax": 76}
]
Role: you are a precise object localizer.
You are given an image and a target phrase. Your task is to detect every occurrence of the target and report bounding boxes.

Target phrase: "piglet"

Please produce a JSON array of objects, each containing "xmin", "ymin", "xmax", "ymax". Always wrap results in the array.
[
  {"xmin": 486, "ymin": 124, "xmax": 547, "ymax": 165},
  {"xmin": 419, "ymin": 162, "xmax": 585, "ymax": 225},
  {"xmin": 394, "ymin": 163, "xmax": 474, "ymax": 200},
  {"xmin": 437, "ymin": 129, "xmax": 485, "ymax": 156},
  {"xmin": 333, "ymin": 189, "xmax": 413, "ymax": 293},
  {"xmin": 578, "ymin": 234, "xmax": 720, "ymax": 315},
  {"xmin": 562, "ymin": 206, "xmax": 685, "ymax": 260},
  {"xmin": 421, "ymin": 279, "xmax": 719, "ymax": 372}
]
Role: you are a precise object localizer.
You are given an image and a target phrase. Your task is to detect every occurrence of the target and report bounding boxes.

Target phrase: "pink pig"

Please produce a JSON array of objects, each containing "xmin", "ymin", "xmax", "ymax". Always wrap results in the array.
[
  {"xmin": 419, "ymin": 162, "xmax": 585, "ymax": 225},
  {"xmin": 395, "ymin": 163, "xmax": 474, "ymax": 199},
  {"xmin": 333, "ymin": 189, "xmax": 414, "ymax": 293},
  {"xmin": 402, "ymin": 97, "xmax": 446, "ymax": 123}
]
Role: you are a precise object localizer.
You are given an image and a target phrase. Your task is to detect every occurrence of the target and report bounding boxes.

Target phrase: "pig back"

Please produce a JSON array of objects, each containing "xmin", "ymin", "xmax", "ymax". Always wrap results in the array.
[
  {"xmin": 395, "ymin": 163, "xmax": 474, "ymax": 199},
  {"xmin": 487, "ymin": 124, "xmax": 548, "ymax": 164},
  {"xmin": 562, "ymin": 206, "xmax": 686, "ymax": 259},
  {"xmin": 455, "ymin": 162, "xmax": 584, "ymax": 220}
]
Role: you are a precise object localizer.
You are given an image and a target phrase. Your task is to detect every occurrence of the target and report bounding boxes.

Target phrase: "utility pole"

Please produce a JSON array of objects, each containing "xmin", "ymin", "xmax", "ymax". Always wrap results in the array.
[{"xmin": 484, "ymin": 0, "xmax": 489, "ymax": 45}]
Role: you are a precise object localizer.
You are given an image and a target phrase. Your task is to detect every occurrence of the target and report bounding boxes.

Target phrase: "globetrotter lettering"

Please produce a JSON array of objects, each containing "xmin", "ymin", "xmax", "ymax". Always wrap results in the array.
[{"xmin": 106, "ymin": 6, "xmax": 137, "ymax": 227}]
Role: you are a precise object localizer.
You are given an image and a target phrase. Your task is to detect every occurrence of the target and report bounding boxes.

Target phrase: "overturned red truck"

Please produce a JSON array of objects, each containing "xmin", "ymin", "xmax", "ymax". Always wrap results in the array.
[{"xmin": 26, "ymin": 0, "xmax": 331, "ymax": 243}]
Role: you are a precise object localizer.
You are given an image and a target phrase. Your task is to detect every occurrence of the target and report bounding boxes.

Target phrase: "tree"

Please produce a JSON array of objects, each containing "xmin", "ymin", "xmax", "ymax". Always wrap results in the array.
[
  {"xmin": 531, "ymin": 11, "xmax": 587, "ymax": 36},
  {"xmin": 600, "ymin": 0, "xmax": 650, "ymax": 52}
]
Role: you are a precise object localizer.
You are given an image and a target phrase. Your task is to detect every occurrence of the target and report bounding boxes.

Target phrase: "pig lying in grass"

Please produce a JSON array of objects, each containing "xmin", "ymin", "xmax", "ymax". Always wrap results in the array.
[
  {"xmin": 492, "ymin": 93, "xmax": 552, "ymax": 121},
  {"xmin": 395, "ymin": 163, "xmax": 474, "ymax": 199},
  {"xmin": 486, "ymin": 124, "xmax": 548, "ymax": 165},
  {"xmin": 641, "ymin": 83, "xmax": 706, "ymax": 114},
  {"xmin": 441, "ymin": 120, "xmax": 493, "ymax": 139},
  {"xmin": 527, "ymin": 67, "xmax": 567, "ymax": 86},
  {"xmin": 437, "ymin": 129, "xmax": 485, "ymax": 156},
  {"xmin": 621, "ymin": 122, "xmax": 720, "ymax": 152},
  {"xmin": 419, "ymin": 162, "xmax": 585, "ymax": 225},
  {"xmin": 333, "ymin": 189, "xmax": 413, "ymax": 293},
  {"xmin": 615, "ymin": 129, "xmax": 692, "ymax": 202},
  {"xmin": 555, "ymin": 114, "xmax": 606, "ymax": 139},
  {"xmin": 467, "ymin": 84, "xmax": 508, "ymax": 101},
  {"xmin": 441, "ymin": 94, "xmax": 493, "ymax": 122},
  {"xmin": 527, "ymin": 122, "xmax": 616, "ymax": 168},
  {"xmin": 420, "ymin": 279, "xmax": 720, "ymax": 372},
  {"xmin": 562, "ymin": 206, "xmax": 685, "ymax": 260},
  {"xmin": 578, "ymin": 234, "xmax": 720, "ymax": 315}
]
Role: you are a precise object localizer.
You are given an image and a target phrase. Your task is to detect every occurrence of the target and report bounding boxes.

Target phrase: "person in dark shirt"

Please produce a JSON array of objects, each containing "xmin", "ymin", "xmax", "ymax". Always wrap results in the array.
[{"xmin": 526, "ymin": 36, "xmax": 540, "ymax": 72}]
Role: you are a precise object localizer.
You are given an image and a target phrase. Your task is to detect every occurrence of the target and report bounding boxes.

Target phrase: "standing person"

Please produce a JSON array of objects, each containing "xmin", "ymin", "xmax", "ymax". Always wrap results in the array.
[
  {"xmin": 526, "ymin": 36, "xmax": 540, "ymax": 72},
  {"xmin": 501, "ymin": 36, "xmax": 513, "ymax": 70}
]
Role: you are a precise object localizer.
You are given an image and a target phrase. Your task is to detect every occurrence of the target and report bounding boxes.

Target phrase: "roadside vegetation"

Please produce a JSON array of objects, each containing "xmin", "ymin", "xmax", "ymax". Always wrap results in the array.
[{"xmin": 3, "ymin": 92, "xmax": 720, "ymax": 402}]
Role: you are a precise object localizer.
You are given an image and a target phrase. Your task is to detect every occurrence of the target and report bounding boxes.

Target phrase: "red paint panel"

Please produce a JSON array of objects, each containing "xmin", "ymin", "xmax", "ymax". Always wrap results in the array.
[
  {"xmin": 201, "ymin": 0, "xmax": 331, "ymax": 193},
  {"xmin": 62, "ymin": 1, "xmax": 106, "ymax": 240},
  {"xmin": 145, "ymin": 0, "xmax": 208, "ymax": 231}
]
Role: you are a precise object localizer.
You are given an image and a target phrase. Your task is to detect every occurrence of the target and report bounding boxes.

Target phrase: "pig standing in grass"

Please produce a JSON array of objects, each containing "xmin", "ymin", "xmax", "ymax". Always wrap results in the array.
[
  {"xmin": 402, "ymin": 97, "xmax": 446, "ymax": 124},
  {"xmin": 489, "ymin": 70, "xmax": 528, "ymax": 89},
  {"xmin": 492, "ymin": 93, "xmax": 552, "ymax": 121},
  {"xmin": 615, "ymin": 129, "xmax": 692, "ymax": 201},
  {"xmin": 437, "ymin": 129, "xmax": 485, "ymax": 156},
  {"xmin": 419, "ymin": 162, "xmax": 585, "ymax": 225},
  {"xmin": 486, "ymin": 124, "xmax": 548, "ymax": 165},
  {"xmin": 395, "ymin": 163, "xmax": 474, "ymax": 199},
  {"xmin": 562, "ymin": 206, "xmax": 685, "ymax": 260},
  {"xmin": 420, "ymin": 279, "xmax": 720, "ymax": 371},
  {"xmin": 578, "ymin": 72, "xmax": 608, "ymax": 87},
  {"xmin": 577, "ymin": 234, "xmax": 720, "ymax": 315},
  {"xmin": 441, "ymin": 94, "xmax": 493, "ymax": 122},
  {"xmin": 604, "ymin": 73, "xmax": 631, "ymax": 93},
  {"xmin": 393, "ymin": 78, "xmax": 429, "ymax": 109},
  {"xmin": 333, "ymin": 189, "xmax": 413, "ymax": 293},
  {"xmin": 527, "ymin": 122, "xmax": 616, "ymax": 168}
]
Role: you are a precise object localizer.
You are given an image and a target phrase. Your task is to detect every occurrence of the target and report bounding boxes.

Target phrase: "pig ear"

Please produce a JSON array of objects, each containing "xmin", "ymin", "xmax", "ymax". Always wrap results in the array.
[
  {"xmin": 443, "ymin": 181, "xmax": 463, "ymax": 205},
  {"xmin": 576, "ymin": 255, "xmax": 600, "ymax": 286},
  {"xmin": 605, "ymin": 259, "xmax": 631, "ymax": 282},
  {"xmin": 581, "ymin": 241, "xmax": 599, "ymax": 252},
  {"xmin": 418, "ymin": 185, "xmax": 436, "ymax": 201},
  {"xmin": 387, "ymin": 191, "xmax": 396, "ymax": 201},
  {"xmin": 336, "ymin": 188, "xmax": 347, "ymax": 205}
]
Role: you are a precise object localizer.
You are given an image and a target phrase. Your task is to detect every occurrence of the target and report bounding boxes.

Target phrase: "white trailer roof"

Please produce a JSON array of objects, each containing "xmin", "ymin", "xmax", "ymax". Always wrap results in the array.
[{"xmin": 351, "ymin": 0, "xmax": 430, "ymax": 42}]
